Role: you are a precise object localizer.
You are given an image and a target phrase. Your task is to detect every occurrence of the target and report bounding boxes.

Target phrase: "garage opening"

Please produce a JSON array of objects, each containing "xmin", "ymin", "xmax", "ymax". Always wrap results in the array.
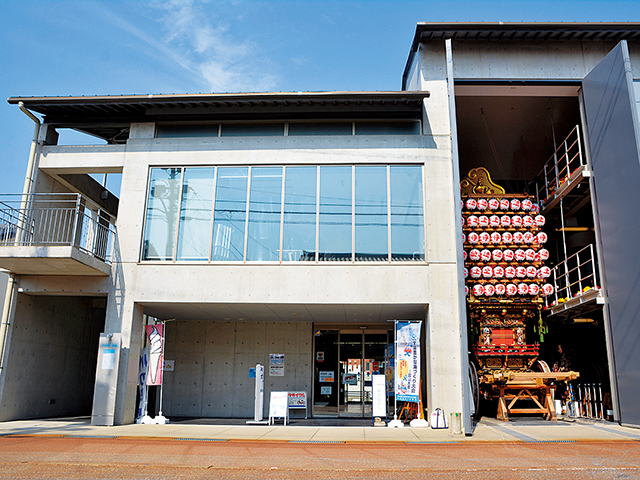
[{"xmin": 456, "ymin": 84, "xmax": 612, "ymax": 420}]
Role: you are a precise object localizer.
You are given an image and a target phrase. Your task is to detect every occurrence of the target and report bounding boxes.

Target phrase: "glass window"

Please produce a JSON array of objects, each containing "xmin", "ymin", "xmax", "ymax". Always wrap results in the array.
[
  {"xmin": 156, "ymin": 124, "xmax": 219, "ymax": 138},
  {"xmin": 390, "ymin": 165, "xmax": 424, "ymax": 261},
  {"xmin": 355, "ymin": 121, "xmax": 421, "ymax": 135},
  {"xmin": 142, "ymin": 168, "xmax": 182, "ymax": 260},
  {"xmin": 283, "ymin": 167, "xmax": 317, "ymax": 261},
  {"xmin": 355, "ymin": 166, "xmax": 388, "ymax": 261},
  {"xmin": 319, "ymin": 166, "xmax": 352, "ymax": 261},
  {"xmin": 176, "ymin": 168, "xmax": 215, "ymax": 261},
  {"xmin": 211, "ymin": 167, "xmax": 248, "ymax": 261},
  {"xmin": 247, "ymin": 167, "xmax": 283, "ymax": 261},
  {"xmin": 288, "ymin": 122, "xmax": 352, "ymax": 136},
  {"xmin": 221, "ymin": 123, "xmax": 284, "ymax": 137}
]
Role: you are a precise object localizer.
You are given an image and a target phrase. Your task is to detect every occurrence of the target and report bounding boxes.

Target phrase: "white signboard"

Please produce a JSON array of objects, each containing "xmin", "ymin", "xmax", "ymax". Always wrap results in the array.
[
  {"xmin": 268, "ymin": 391, "xmax": 289, "ymax": 425},
  {"xmin": 321, "ymin": 386, "xmax": 332, "ymax": 395},
  {"xmin": 372, "ymin": 374, "xmax": 387, "ymax": 417},
  {"xmin": 254, "ymin": 364, "xmax": 265, "ymax": 422}
]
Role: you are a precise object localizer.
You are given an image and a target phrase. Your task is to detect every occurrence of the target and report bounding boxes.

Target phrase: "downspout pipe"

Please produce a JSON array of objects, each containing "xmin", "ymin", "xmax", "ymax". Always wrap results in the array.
[
  {"xmin": 1, "ymin": 103, "xmax": 41, "ymax": 371},
  {"xmin": 18, "ymin": 101, "xmax": 41, "ymax": 221}
]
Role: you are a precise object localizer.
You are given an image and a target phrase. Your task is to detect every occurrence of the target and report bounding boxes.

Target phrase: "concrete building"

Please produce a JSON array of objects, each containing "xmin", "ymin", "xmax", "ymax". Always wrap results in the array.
[{"xmin": 1, "ymin": 23, "xmax": 640, "ymax": 432}]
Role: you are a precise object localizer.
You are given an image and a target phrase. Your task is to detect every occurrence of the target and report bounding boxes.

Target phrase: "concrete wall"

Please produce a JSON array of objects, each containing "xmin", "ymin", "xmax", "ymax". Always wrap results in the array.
[
  {"xmin": 0, "ymin": 295, "xmax": 104, "ymax": 421},
  {"xmin": 97, "ymin": 126, "xmax": 464, "ymax": 424},
  {"xmin": 448, "ymin": 40, "xmax": 640, "ymax": 80},
  {"xmin": 163, "ymin": 320, "xmax": 312, "ymax": 418}
]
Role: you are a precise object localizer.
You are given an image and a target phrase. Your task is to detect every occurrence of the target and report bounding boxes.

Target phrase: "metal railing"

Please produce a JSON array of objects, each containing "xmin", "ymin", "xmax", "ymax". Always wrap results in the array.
[
  {"xmin": 536, "ymin": 125, "xmax": 586, "ymax": 205},
  {"xmin": 545, "ymin": 244, "xmax": 599, "ymax": 308},
  {"xmin": 0, "ymin": 193, "xmax": 116, "ymax": 264}
]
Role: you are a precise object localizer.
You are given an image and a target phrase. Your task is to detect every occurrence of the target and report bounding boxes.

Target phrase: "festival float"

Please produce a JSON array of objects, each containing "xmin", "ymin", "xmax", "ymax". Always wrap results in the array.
[{"xmin": 461, "ymin": 167, "xmax": 579, "ymax": 421}]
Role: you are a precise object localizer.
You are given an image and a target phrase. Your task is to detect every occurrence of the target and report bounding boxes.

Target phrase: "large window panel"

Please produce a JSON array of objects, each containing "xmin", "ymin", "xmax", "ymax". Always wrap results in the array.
[
  {"xmin": 390, "ymin": 165, "xmax": 424, "ymax": 261},
  {"xmin": 211, "ymin": 167, "xmax": 248, "ymax": 261},
  {"xmin": 247, "ymin": 167, "xmax": 283, "ymax": 261},
  {"xmin": 319, "ymin": 166, "xmax": 352, "ymax": 261},
  {"xmin": 142, "ymin": 168, "xmax": 182, "ymax": 260},
  {"xmin": 355, "ymin": 166, "xmax": 388, "ymax": 261},
  {"xmin": 283, "ymin": 167, "xmax": 317, "ymax": 261},
  {"xmin": 177, "ymin": 168, "xmax": 215, "ymax": 261}
]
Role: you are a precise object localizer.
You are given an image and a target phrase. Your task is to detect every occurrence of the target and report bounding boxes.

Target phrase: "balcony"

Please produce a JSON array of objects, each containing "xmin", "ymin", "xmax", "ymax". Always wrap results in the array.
[
  {"xmin": 544, "ymin": 245, "xmax": 604, "ymax": 317},
  {"xmin": 0, "ymin": 194, "xmax": 116, "ymax": 276},
  {"xmin": 536, "ymin": 125, "xmax": 591, "ymax": 215}
]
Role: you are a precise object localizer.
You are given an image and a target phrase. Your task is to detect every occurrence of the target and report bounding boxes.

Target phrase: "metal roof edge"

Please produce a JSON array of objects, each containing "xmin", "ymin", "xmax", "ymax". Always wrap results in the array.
[{"xmin": 7, "ymin": 91, "xmax": 430, "ymax": 107}]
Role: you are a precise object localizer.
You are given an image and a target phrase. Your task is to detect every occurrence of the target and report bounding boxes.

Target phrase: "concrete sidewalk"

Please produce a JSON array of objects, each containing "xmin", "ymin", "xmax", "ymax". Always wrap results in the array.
[{"xmin": 0, "ymin": 416, "xmax": 639, "ymax": 443}]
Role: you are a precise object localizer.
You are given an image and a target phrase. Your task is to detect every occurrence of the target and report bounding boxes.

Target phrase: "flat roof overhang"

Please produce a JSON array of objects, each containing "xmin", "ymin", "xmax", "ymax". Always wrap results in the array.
[
  {"xmin": 7, "ymin": 91, "xmax": 430, "ymax": 144},
  {"xmin": 402, "ymin": 22, "xmax": 640, "ymax": 89}
]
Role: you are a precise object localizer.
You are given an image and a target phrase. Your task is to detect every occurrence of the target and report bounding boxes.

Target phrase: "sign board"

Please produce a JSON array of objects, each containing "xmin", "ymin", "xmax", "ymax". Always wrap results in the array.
[
  {"xmin": 321, "ymin": 386, "xmax": 332, "ymax": 395},
  {"xmin": 372, "ymin": 374, "xmax": 387, "ymax": 417},
  {"xmin": 288, "ymin": 391, "xmax": 307, "ymax": 407},
  {"xmin": 253, "ymin": 364, "xmax": 265, "ymax": 422},
  {"xmin": 316, "ymin": 351, "xmax": 324, "ymax": 362},
  {"xmin": 269, "ymin": 353, "xmax": 285, "ymax": 377},
  {"xmin": 288, "ymin": 391, "xmax": 307, "ymax": 419},
  {"xmin": 268, "ymin": 391, "xmax": 289, "ymax": 425},
  {"xmin": 163, "ymin": 360, "xmax": 175, "ymax": 371},
  {"xmin": 342, "ymin": 373, "xmax": 358, "ymax": 385},
  {"xmin": 319, "ymin": 371, "xmax": 334, "ymax": 382}
]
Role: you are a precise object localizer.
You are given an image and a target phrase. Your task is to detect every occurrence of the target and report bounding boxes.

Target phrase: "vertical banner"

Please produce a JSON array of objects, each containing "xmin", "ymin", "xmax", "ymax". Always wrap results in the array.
[
  {"xmin": 146, "ymin": 324, "xmax": 164, "ymax": 386},
  {"xmin": 137, "ymin": 347, "xmax": 149, "ymax": 418},
  {"xmin": 395, "ymin": 321, "xmax": 421, "ymax": 403}
]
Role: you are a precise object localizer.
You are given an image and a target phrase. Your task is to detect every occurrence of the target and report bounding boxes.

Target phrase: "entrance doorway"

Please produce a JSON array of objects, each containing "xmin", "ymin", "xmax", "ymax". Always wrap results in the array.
[{"xmin": 313, "ymin": 328, "xmax": 391, "ymax": 417}]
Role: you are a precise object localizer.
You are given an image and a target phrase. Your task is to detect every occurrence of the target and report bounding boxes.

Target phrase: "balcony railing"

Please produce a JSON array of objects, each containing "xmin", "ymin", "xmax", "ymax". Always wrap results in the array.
[
  {"xmin": 0, "ymin": 193, "xmax": 116, "ymax": 264},
  {"xmin": 545, "ymin": 244, "xmax": 601, "ymax": 309},
  {"xmin": 536, "ymin": 125, "xmax": 587, "ymax": 207}
]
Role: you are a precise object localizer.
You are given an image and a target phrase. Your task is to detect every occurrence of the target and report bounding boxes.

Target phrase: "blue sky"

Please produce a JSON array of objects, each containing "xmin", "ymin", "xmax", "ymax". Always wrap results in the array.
[{"xmin": 1, "ymin": 0, "xmax": 638, "ymax": 195}]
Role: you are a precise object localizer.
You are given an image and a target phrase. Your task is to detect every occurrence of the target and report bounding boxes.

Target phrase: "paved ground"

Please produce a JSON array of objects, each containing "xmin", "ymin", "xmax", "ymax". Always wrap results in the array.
[
  {"xmin": 1, "ymin": 435, "xmax": 639, "ymax": 479},
  {"xmin": 1, "ymin": 416, "xmax": 639, "ymax": 479}
]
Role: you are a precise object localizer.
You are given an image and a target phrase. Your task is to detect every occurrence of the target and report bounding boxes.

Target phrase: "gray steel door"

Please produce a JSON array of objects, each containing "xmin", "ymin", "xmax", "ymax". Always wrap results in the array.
[{"xmin": 582, "ymin": 40, "xmax": 640, "ymax": 427}]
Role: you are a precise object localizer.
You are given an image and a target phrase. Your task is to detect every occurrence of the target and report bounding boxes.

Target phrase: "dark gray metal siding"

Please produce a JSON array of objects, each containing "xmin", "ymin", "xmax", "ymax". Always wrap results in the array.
[{"xmin": 583, "ymin": 40, "xmax": 640, "ymax": 427}]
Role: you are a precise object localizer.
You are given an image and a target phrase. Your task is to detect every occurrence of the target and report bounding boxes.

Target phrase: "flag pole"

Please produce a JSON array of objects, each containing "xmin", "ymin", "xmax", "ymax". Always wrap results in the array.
[{"xmin": 388, "ymin": 319, "xmax": 403, "ymax": 428}]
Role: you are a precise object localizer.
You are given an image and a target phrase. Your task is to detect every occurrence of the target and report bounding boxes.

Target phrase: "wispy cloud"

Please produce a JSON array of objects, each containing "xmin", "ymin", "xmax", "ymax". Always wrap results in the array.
[{"xmin": 149, "ymin": 0, "xmax": 278, "ymax": 92}]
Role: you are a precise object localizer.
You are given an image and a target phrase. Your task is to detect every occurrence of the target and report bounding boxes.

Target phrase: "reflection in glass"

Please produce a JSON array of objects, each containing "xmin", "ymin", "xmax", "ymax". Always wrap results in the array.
[
  {"xmin": 390, "ymin": 165, "xmax": 424, "ymax": 260},
  {"xmin": 177, "ymin": 168, "xmax": 215, "ymax": 261},
  {"xmin": 247, "ymin": 167, "xmax": 283, "ymax": 261},
  {"xmin": 319, "ymin": 166, "xmax": 352, "ymax": 261},
  {"xmin": 283, "ymin": 167, "xmax": 317, "ymax": 261},
  {"xmin": 211, "ymin": 167, "xmax": 248, "ymax": 261},
  {"xmin": 142, "ymin": 168, "xmax": 182, "ymax": 260},
  {"xmin": 288, "ymin": 123, "xmax": 352, "ymax": 136},
  {"xmin": 355, "ymin": 166, "xmax": 388, "ymax": 261}
]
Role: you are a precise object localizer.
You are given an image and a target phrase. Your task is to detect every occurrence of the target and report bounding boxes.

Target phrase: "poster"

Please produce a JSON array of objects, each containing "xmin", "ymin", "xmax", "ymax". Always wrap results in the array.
[
  {"xmin": 269, "ymin": 353, "xmax": 285, "ymax": 377},
  {"xmin": 145, "ymin": 324, "xmax": 164, "ymax": 386},
  {"xmin": 319, "ymin": 371, "xmax": 334, "ymax": 382},
  {"xmin": 342, "ymin": 373, "xmax": 358, "ymax": 385},
  {"xmin": 321, "ymin": 386, "xmax": 332, "ymax": 395},
  {"xmin": 101, "ymin": 348, "xmax": 115, "ymax": 370},
  {"xmin": 395, "ymin": 321, "xmax": 421, "ymax": 403}
]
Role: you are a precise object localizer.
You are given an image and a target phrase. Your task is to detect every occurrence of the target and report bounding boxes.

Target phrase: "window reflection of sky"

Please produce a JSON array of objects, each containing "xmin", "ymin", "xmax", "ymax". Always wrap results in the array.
[{"xmin": 142, "ymin": 165, "xmax": 425, "ymax": 262}]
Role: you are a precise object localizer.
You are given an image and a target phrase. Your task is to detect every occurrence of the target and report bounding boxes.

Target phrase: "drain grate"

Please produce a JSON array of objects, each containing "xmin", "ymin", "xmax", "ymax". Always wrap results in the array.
[
  {"xmin": 521, "ymin": 440, "xmax": 577, "ymax": 443},
  {"xmin": 173, "ymin": 438, "xmax": 229, "ymax": 442},
  {"xmin": 405, "ymin": 440, "xmax": 463, "ymax": 444},
  {"xmin": 289, "ymin": 440, "xmax": 345, "ymax": 444}
]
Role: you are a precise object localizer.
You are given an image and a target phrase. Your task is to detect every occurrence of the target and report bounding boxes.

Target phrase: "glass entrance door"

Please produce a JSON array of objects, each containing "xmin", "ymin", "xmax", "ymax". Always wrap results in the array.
[{"xmin": 313, "ymin": 328, "xmax": 390, "ymax": 418}]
